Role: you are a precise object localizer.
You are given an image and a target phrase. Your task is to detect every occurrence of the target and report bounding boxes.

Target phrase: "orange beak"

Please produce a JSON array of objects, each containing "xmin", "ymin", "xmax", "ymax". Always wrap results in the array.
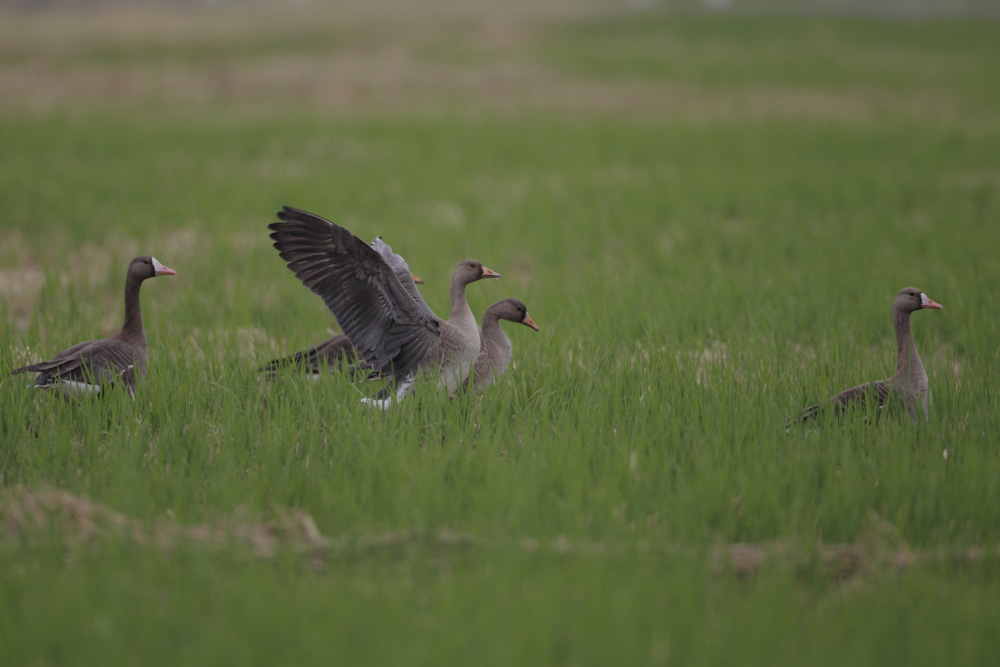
[
  {"xmin": 411, "ymin": 273, "xmax": 424, "ymax": 284},
  {"xmin": 521, "ymin": 313, "xmax": 539, "ymax": 331},
  {"xmin": 481, "ymin": 266, "xmax": 502, "ymax": 279}
]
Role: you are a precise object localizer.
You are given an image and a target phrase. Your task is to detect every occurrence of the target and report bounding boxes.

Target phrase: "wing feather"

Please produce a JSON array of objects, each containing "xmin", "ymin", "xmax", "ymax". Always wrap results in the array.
[
  {"xmin": 259, "ymin": 334, "xmax": 365, "ymax": 377},
  {"xmin": 831, "ymin": 380, "xmax": 891, "ymax": 414},
  {"xmin": 269, "ymin": 206, "xmax": 439, "ymax": 379},
  {"xmin": 13, "ymin": 337, "xmax": 144, "ymax": 389},
  {"xmin": 790, "ymin": 379, "xmax": 892, "ymax": 426}
]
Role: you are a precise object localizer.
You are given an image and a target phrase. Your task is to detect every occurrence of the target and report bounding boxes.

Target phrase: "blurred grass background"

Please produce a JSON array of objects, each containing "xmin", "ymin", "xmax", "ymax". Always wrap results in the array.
[{"xmin": 1, "ymin": 1, "xmax": 1000, "ymax": 664}]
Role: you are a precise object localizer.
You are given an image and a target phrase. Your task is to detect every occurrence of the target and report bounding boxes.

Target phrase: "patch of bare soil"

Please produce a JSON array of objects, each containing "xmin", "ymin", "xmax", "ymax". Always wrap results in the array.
[
  {"xmin": 3, "ymin": 486, "xmax": 997, "ymax": 577},
  {"xmin": 1, "ymin": 485, "xmax": 328, "ymax": 559}
]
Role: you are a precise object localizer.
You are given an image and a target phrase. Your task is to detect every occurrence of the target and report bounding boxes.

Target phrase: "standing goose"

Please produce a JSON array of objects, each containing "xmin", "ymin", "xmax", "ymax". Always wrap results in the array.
[
  {"xmin": 268, "ymin": 206, "xmax": 500, "ymax": 404},
  {"xmin": 11, "ymin": 255, "xmax": 176, "ymax": 396},
  {"xmin": 259, "ymin": 236, "xmax": 427, "ymax": 379},
  {"xmin": 467, "ymin": 297, "xmax": 539, "ymax": 394},
  {"xmin": 793, "ymin": 287, "xmax": 943, "ymax": 425}
]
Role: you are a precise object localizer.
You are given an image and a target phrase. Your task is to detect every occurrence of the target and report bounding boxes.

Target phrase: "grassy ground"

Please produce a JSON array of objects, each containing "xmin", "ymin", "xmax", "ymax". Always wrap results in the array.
[{"xmin": 2, "ymin": 3, "xmax": 1000, "ymax": 664}]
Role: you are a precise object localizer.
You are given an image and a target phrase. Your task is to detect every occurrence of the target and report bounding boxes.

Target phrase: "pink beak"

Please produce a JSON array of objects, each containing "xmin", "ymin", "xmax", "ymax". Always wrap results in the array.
[
  {"xmin": 921, "ymin": 295, "xmax": 943, "ymax": 310},
  {"xmin": 151, "ymin": 257, "xmax": 176, "ymax": 276}
]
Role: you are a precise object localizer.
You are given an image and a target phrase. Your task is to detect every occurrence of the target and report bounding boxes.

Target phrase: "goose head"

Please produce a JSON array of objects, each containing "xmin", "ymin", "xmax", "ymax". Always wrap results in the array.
[
  {"xmin": 129, "ymin": 256, "xmax": 176, "ymax": 281},
  {"xmin": 455, "ymin": 260, "xmax": 501, "ymax": 285},
  {"xmin": 895, "ymin": 287, "xmax": 942, "ymax": 314},
  {"xmin": 495, "ymin": 297, "xmax": 539, "ymax": 331}
]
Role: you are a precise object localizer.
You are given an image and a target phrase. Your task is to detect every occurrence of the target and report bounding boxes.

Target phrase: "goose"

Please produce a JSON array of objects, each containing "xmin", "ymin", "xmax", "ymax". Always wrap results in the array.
[
  {"xmin": 467, "ymin": 297, "xmax": 539, "ymax": 394},
  {"xmin": 11, "ymin": 256, "xmax": 176, "ymax": 397},
  {"xmin": 268, "ymin": 206, "xmax": 500, "ymax": 405},
  {"xmin": 260, "ymin": 236, "xmax": 426, "ymax": 379},
  {"xmin": 793, "ymin": 287, "xmax": 942, "ymax": 425}
]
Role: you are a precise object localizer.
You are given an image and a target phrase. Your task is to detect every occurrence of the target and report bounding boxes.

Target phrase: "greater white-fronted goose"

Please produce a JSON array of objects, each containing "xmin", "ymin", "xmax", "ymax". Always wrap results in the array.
[
  {"xmin": 268, "ymin": 206, "xmax": 500, "ymax": 404},
  {"xmin": 11, "ymin": 256, "xmax": 176, "ymax": 396},
  {"xmin": 793, "ymin": 287, "xmax": 943, "ymax": 425},
  {"xmin": 467, "ymin": 297, "xmax": 539, "ymax": 394},
  {"xmin": 259, "ymin": 236, "xmax": 426, "ymax": 379}
]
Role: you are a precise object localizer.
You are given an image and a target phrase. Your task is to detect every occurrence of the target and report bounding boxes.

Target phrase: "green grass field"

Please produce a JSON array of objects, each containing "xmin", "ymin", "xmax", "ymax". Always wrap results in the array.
[{"xmin": 2, "ymin": 3, "xmax": 1000, "ymax": 664}]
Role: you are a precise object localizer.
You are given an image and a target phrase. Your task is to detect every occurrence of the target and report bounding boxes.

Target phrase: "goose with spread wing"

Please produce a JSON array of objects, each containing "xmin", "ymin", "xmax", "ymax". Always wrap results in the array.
[
  {"xmin": 260, "ymin": 236, "xmax": 428, "ymax": 379},
  {"xmin": 268, "ymin": 206, "xmax": 500, "ymax": 404}
]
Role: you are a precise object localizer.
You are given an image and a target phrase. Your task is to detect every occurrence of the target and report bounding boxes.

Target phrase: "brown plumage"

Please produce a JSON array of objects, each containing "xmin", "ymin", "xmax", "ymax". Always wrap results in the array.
[
  {"xmin": 467, "ymin": 298, "xmax": 539, "ymax": 394},
  {"xmin": 792, "ymin": 287, "xmax": 943, "ymax": 426},
  {"xmin": 268, "ymin": 207, "xmax": 499, "ymax": 404},
  {"xmin": 11, "ymin": 256, "xmax": 176, "ymax": 397}
]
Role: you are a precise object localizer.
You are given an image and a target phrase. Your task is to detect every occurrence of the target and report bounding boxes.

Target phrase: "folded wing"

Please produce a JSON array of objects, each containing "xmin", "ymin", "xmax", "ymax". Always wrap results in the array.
[{"xmin": 13, "ymin": 337, "xmax": 142, "ymax": 393}]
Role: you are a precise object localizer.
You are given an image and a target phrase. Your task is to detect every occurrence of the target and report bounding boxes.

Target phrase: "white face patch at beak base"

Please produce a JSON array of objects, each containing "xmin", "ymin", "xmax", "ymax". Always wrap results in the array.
[
  {"xmin": 919, "ymin": 292, "xmax": 943, "ymax": 310},
  {"xmin": 151, "ymin": 257, "xmax": 176, "ymax": 276}
]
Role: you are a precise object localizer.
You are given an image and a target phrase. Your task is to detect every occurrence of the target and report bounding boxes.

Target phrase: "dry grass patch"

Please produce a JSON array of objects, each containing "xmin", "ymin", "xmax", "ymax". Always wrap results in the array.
[
  {"xmin": 0, "ymin": 51, "xmax": 965, "ymax": 123},
  {"xmin": 0, "ymin": 4, "xmax": 980, "ymax": 123}
]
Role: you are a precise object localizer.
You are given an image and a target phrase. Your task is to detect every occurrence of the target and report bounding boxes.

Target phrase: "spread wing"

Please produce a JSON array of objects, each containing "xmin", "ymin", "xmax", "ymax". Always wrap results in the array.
[{"xmin": 268, "ymin": 206, "xmax": 440, "ymax": 380}]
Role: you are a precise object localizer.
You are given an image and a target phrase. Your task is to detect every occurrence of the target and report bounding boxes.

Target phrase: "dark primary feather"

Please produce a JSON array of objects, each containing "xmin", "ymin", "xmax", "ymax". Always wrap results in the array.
[
  {"xmin": 269, "ymin": 206, "xmax": 440, "ymax": 381},
  {"xmin": 261, "ymin": 236, "xmax": 427, "ymax": 379},
  {"xmin": 259, "ymin": 334, "xmax": 363, "ymax": 378}
]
